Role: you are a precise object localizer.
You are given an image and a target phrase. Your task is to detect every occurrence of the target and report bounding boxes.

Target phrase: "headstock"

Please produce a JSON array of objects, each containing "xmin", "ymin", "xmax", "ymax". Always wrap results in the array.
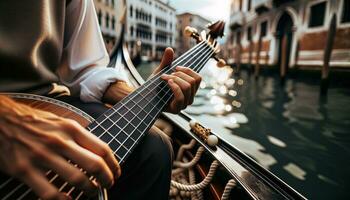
[{"xmin": 184, "ymin": 20, "xmax": 227, "ymax": 67}]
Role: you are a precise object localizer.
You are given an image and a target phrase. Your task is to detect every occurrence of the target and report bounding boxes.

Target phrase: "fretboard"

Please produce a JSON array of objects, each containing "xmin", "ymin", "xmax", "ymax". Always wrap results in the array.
[{"xmin": 87, "ymin": 41, "xmax": 215, "ymax": 165}]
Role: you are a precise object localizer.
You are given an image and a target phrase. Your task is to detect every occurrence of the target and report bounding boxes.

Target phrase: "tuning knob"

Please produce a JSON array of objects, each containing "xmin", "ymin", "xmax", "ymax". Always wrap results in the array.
[
  {"xmin": 213, "ymin": 56, "xmax": 226, "ymax": 68},
  {"xmin": 184, "ymin": 26, "xmax": 197, "ymax": 36},
  {"xmin": 184, "ymin": 26, "xmax": 201, "ymax": 42},
  {"xmin": 217, "ymin": 58, "xmax": 226, "ymax": 67}
]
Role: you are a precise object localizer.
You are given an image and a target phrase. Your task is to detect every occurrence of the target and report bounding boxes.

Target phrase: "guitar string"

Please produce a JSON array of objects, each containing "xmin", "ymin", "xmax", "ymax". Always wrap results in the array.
[
  {"xmin": 109, "ymin": 45, "xmax": 214, "ymax": 162},
  {"xmin": 115, "ymin": 46, "xmax": 216, "ymax": 163},
  {"xmin": 87, "ymin": 40, "xmax": 206, "ymax": 133},
  {"xmin": 94, "ymin": 43, "xmax": 213, "ymax": 157},
  {"xmin": 88, "ymin": 41, "xmax": 212, "ymax": 142},
  {"xmin": 89, "ymin": 43, "xmax": 213, "ymax": 156},
  {"xmin": 86, "ymin": 42, "xmax": 210, "ymax": 155},
  {"xmin": 1, "ymin": 41, "xmax": 215, "ymax": 199}
]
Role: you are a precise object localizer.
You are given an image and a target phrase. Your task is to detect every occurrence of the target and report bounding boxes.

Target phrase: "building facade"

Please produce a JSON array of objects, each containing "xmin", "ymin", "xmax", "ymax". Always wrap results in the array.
[
  {"xmin": 125, "ymin": 0, "xmax": 176, "ymax": 60},
  {"xmin": 226, "ymin": 0, "xmax": 350, "ymax": 73},
  {"xmin": 176, "ymin": 13, "xmax": 211, "ymax": 56},
  {"xmin": 93, "ymin": 0, "xmax": 124, "ymax": 53}
]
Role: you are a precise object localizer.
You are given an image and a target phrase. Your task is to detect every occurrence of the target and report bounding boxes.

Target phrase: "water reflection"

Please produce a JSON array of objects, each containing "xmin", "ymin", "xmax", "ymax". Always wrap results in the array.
[{"xmin": 136, "ymin": 60, "xmax": 350, "ymax": 199}]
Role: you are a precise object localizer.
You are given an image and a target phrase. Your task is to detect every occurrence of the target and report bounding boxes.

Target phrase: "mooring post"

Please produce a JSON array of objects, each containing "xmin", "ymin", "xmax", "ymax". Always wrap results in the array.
[
  {"xmin": 321, "ymin": 14, "xmax": 336, "ymax": 96},
  {"xmin": 254, "ymin": 36, "xmax": 262, "ymax": 79},
  {"xmin": 280, "ymin": 35, "xmax": 287, "ymax": 84}
]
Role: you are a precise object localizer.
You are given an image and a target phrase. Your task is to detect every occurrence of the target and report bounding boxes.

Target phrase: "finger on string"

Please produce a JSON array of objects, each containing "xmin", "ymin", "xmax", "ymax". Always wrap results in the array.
[
  {"xmin": 175, "ymin": 66, "xmax": 202, "ymax": 92},
  {"xmin": 60, "ymin": 140, "xmax": 116, "ymax": 189},
  {"xmin": 161, "ymin": 74, "xmax": 191, "ymax": 106},
  {"xmin": 168, "ymin": 71, "xmax": 196, "ymax": 104},
  {"xmin": 21, "ymin": 165, "xmax": 69, "ymax": 200},
  {"xmin": 153, "ymin": 48, "xmax": 174, "ymax": 75},
  {"xmin": 37, "ymin": 150, "xmax": 99, "ymax": 196},
  {"xmin": 66, "ymin": 122, "xmax": 121, "ymax": 180},
  {"xmin": 168, "ymin": 79, "xmax": 185, "ymax": 112}
]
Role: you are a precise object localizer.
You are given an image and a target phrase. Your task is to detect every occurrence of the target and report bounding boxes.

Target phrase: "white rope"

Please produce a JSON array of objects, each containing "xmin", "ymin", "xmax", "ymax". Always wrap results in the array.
[
  {"xmin": 171, "ymin": 160, "xmax": 219, "ymax": 191},
  {"xmin": 172, "ymin": 146, "xmax": 205, "ymax": 175},
  {"xmin": 176, "ymin": 139, "xmax": 197, "ymax": 161},
  {"xmin": 188, "ymin": 168, "xmax": 200, "ymax": 200},
  {"xmin": 221, "ymin": 179, "xmax": 237, "ymax": 200}
]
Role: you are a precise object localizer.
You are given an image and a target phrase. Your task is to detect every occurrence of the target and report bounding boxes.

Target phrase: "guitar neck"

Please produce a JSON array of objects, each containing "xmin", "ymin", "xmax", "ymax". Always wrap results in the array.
[{"xmin": 87, "ymin": 41, "xmax": 214, "ymax": 165}]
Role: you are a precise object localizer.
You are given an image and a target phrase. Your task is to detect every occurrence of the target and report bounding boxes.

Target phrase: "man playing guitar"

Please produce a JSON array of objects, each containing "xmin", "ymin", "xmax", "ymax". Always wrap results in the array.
[{"xmin": 0, "ymin": 0, "xmax": 202, "ymax": 199}]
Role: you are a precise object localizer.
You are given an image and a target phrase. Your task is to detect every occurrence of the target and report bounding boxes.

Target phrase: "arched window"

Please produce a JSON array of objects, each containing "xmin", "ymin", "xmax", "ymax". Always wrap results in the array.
[{"xmin": 105, "ymin": 13, "xmax": 110, "ymax": 28}]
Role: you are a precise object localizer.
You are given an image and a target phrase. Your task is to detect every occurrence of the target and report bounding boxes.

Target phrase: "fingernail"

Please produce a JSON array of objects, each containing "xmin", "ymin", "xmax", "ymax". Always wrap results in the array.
[{"xmin": 176, "ymin": 66, "xmax": 185, "ymax": 70}]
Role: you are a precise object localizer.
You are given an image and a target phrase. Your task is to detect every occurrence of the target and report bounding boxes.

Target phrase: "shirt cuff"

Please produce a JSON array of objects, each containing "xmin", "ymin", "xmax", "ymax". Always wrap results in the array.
[{"xmin": 79, "ymin": 67, "xmax": 127, "ymax": 103}]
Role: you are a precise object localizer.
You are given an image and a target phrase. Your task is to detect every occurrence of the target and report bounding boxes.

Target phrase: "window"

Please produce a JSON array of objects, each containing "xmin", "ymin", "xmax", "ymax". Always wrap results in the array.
[
  {"xmin": 247, "ymin": 26, "xmax": 252, "ymax": 41},
  {"xmin": 260, "ymin": 21, "xmax": 267, "ymax": 37},
  {"xmin": 105, "ymin": 14, "xmax": 110, "ymax": 28},
  {"xmin": 341, "ymin": 0, "xmax": 350, "ymax": 23},
  {"xmin": 130, "ymin": 6, "xmax": 133, "ymax": 17},
  {"xmin": 308, "ymin": 2, "xmax": 326, "ymax": 28},
  {"xmin": 130, "ymin": 26, "xmax": 134, "ymax": 36},
  {"xmin": 247, "ymin": 0, "xmax": 251, "ymax": 11},
  {"xmin": 111, "ymin": 16, "xmax": 115, "ymax": 30}
]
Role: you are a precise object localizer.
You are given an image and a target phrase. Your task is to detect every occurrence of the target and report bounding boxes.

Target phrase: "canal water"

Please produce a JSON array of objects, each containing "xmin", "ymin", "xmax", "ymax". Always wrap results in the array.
[{"xmin": 136, "ymin": 60, "xmax": 350, "ymax": 199}]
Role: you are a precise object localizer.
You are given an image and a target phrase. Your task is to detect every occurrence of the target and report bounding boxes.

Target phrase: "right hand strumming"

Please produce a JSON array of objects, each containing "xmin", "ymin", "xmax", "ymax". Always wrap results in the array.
[{"xmin": 0, "ymin": 95, "xmax": 121, "ymax": 200}]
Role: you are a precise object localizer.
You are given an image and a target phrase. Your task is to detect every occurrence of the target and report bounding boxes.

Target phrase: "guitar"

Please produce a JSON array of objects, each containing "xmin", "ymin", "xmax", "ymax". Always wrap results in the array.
[{"xmin": 0, "ymin": 21, "xmax": 225, "ymax": 200}]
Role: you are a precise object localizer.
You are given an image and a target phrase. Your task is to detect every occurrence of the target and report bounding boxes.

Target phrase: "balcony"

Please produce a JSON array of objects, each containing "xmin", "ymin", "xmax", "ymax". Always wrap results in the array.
[
  {"xmin": 253, "ymin": 0, "xmax": 272, "ymax": 14},
  {"xmin": 229, "ymin": 12, "xmax": 245, "ymax": 30}
]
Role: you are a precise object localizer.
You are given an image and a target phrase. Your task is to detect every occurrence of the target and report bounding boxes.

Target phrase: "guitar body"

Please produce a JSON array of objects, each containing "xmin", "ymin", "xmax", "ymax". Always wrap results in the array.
[{"xmin": 0, "ymin": 93, "xmax": 106, "ymax": 200}]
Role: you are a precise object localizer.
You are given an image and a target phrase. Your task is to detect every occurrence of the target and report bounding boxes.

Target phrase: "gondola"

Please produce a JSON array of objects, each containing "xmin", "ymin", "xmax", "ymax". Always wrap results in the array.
[
  {"xmin": 0, "ymin": 5, "xmax": 307, "ymax": 200},
  {"xmin": 106, "ymin": 19, "xmax": 307, "ymax": 200}
]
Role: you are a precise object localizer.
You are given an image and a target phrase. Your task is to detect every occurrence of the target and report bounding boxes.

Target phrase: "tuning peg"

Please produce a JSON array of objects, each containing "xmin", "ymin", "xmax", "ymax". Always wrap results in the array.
[
  {"xmin": 184, "ymin": 26, "xmax": 201, "ymax": 42},
  {"xmin": 213, "ymin": 56, "xmax": 226, "ymax": 67}
]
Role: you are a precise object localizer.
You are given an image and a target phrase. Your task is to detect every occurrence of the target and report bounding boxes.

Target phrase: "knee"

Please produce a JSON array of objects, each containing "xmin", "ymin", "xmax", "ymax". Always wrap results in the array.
[{"xmin": 144, "ymin": 130, "xmax": 173, "ymax": 169}]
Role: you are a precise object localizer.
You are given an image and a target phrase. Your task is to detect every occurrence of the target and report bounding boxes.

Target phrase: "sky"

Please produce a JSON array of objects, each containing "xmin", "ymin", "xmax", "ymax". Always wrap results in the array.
[
  {"xmin": 168, "ymin": 0, "xmax": 231, "ymax": 22},
  {"xmin": 168, "ymin": 0, "xmax": 231, "ymax": 43}
]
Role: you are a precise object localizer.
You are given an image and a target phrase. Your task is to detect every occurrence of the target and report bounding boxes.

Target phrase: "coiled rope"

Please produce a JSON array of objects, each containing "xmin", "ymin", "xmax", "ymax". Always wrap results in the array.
[{"xmin": 171, "ymin": 160, "xmax": 219, "ymax": 191}]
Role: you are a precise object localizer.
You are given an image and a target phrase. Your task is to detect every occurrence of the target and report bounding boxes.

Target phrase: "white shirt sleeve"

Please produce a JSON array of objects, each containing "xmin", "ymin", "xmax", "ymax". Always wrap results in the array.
[{"xmin": 57, "ymin": 0, "xmax": 126, "ymax": 103}]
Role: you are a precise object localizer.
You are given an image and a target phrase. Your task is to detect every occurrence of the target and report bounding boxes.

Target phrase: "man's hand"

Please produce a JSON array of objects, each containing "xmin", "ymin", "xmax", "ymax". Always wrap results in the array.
[
  {"xmin": 157, "ymin": 48, "xmax": 202, "ymax": 113},
  {"xmin": 103, "ymin": 47, "xmax": 202, "ymax": 114},
  {"xmin": 0, "ymin": 96, "xmax": 120, "ymax": 200}
]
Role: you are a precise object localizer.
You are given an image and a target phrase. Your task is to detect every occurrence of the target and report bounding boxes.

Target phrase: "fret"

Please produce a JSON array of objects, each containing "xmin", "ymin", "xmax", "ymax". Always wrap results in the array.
[
  {"xmin": 84, "ymin": 41, "xmax": 214, "ymax": 165},
  {"xmin": 116, "ymin": 116, "xmax": 128, "ymax": 129},
  {"xmin": 90, "ymin": 125, "xmax": 105, "ymax": 137},
  {"xmin": 100, "ymin": 132, "xmax": 113, "ymax": 143},
  {"xmin": 131, "ymin": 114, "xmax": 142, "ymax": 125},
  {"xmin": 137, "ymin": 109, "xmax": 147, "ymax": 119},
  {"xmin": 136, "ymin": 122, "xmax": 147, "ymax": 134},
  {"xmin": 100, "ymin": 116, "xmax": 114, "ymax": 130},
  {"xmin": 108, "ymin": 110, "xmax": 122, "ymax": 122},
  {"xmin": 114, "ymin": 131, "xmax": 128, "ymax": 145},
  {"xmin": 123, "ymin": 123, "xmax": 135, "ymax": 135},
  {"xmin": 110, "ymin": 140, "xmax": 122, "ymax": 152},
  {"xmin": 115, "ymin": 146, "xmax": 128, "ymax": 159},
  {"xmin": 123, "ymin": 137, "xmax": 135, "ymax": 149},
  {"xmin": 115, "ymin": 153, "xmax": 122, "ymax": 161}
]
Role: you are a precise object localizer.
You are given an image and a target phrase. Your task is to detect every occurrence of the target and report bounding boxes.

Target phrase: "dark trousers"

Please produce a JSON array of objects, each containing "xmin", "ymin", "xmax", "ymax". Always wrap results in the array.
[{"xmin": 57, "ymin": 96, "xmax": 173, "ymax": 200}]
